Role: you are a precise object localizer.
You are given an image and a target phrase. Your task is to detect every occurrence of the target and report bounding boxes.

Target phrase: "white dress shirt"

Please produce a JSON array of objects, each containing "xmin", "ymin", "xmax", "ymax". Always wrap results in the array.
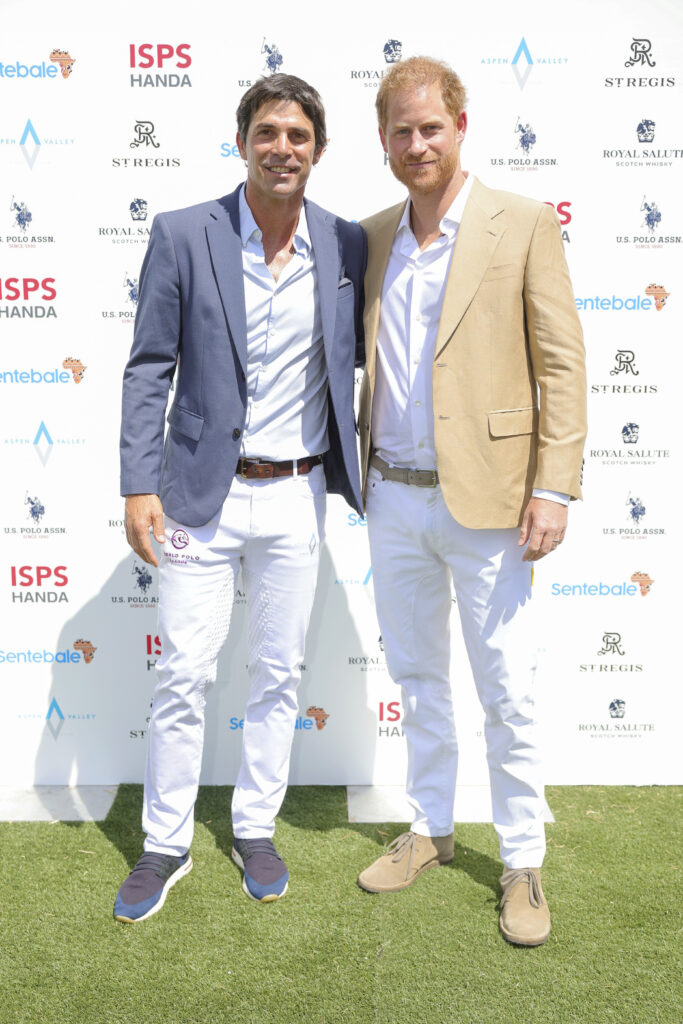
[
  {"xmin": 239, "ymin": 186, "xmax": 329, "ymax": 461},
  {"xmin": 372, "ymin": 174, "xmax": 568, "ymax": 506}
]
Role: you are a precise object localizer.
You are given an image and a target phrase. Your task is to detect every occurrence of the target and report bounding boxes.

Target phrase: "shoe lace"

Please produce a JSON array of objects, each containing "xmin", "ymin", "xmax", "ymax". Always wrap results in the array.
[
  {"xmin": 131, "ymin": 851, "xmax": 182, "ymax": 880},
  {"xmin": 386, "ymin": 831, "xmax": 419, "ymax": 877},
  {"xmin": 238, "ymin": 838, "xmax": 283, "ymax": 862},
  {"xmin": 500, "ymin": 869, "xmax": 543, "ymax": 909}
]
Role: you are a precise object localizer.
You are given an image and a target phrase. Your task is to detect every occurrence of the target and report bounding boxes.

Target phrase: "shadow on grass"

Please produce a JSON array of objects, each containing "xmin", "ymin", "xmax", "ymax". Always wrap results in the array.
[{"xmin": 449, "ymin": 839, "xmax": 500, "ymax": 898}]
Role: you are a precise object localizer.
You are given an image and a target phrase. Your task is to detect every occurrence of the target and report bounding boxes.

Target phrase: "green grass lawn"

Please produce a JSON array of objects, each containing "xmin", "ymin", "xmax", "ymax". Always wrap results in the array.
[{"xmin": 0, "ymin": 786, "xmax": 680, "ymax": 1024}]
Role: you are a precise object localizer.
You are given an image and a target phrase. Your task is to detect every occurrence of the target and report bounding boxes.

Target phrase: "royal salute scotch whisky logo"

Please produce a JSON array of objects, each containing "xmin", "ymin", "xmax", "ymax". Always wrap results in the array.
[
  {"xmin": 97, "ymin": 198, "xmax": 151, "ymax": 245},
  {"xmin": 577, "ymin": 698, "xmax": 655, "ymax": 739},
  {"xmin": 588, "ymin": 422, "xmax": 669, "ymax": 468},
  {"xmin": 350, "ymin": 39, "xmax": 404, "ymax": 86},
  {"xmin": 129, "ymin": 43, "xmax": 192, "ymax": 87},
  {"xmin": 604, "ymin": 38, "xmax": 675, "ymax": 87}
]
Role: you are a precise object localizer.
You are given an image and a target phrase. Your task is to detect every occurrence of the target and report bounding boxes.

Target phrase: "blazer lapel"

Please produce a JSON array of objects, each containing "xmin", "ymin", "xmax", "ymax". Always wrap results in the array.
[
  {"xmin": 305, "ymin": 200, "xmax": 340, "ymax": 370},
  {"xmin": 434, "ymin": 178, "xmax": 505, "ymax": 359},
  {"xmin": 206, "ymin": 187, "xmax": 248, "ymax": 376},
  {"xmin": 363, "ymin": 201, "xmax": 406, "ymax": 381}
]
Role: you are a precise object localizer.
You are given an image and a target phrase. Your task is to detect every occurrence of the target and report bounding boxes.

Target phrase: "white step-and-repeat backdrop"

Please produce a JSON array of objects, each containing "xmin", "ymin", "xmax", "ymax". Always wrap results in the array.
[{"xmin": 1, "ymin": 0, "xmax": 680, "ymax": 801}]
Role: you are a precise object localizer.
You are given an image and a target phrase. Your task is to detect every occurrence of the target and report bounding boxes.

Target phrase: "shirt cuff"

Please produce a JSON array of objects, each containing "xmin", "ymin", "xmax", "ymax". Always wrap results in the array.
[{"xmin": 532, "ymin": 488, "xmax": 570, "ymax": 506}]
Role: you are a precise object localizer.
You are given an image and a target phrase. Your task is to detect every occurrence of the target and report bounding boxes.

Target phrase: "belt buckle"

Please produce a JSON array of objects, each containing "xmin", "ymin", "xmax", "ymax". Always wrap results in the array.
[
  {"xmin": 241, "ymin": 458, "xmax": 259, "ymax": 479},
  {"xmin": 426, "ymin": 470, "xmax": 438, "ymax": 488}
]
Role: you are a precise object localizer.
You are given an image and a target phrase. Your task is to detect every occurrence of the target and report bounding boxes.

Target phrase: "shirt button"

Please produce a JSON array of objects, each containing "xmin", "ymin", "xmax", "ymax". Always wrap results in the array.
[
  {"xmin": 232, "ymin": 428, "xmax": 241, "ymax": 440},
  {"xmin": 418, "ymin": 443, "xmax": 424, "ymax": 449},
  {"xmin": 414, "ymin": 400, "xmax": 421, "ymax": 407}
]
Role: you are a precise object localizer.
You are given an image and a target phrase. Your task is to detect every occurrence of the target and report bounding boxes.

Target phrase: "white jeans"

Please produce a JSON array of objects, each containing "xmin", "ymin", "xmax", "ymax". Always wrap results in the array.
[
  {"xmin": 143, "ymin": 465, "xmax": 326, "ymax": 856},
  {"xmin": 366, "ymin": 466, "xmax": 545, "ymax": 869}
]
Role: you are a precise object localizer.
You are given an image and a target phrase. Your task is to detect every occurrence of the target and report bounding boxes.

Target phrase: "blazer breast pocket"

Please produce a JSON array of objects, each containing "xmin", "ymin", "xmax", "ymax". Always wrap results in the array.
[{"xmin": 481, "ymin": 263, "xmax": 520, "ymax": 283}]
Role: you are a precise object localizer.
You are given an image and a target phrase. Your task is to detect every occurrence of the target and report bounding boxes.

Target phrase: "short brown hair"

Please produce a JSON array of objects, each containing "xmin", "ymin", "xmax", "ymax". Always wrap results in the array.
[
  {"xmin": 376, "ymin": 56, "xmax": 467, "ymax": 130},
  {"xmin": 237, "ymin": 74, "xmax": 327, "ymax": 152}
]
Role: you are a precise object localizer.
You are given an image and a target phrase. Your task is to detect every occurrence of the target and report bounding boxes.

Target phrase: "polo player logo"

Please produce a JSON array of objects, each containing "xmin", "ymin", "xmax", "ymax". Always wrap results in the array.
[
  {"xmin": 626, "ymin": 495, "xmax": 646, "ymax": 525},
  {"xmin": 515, "ymin": 119, "xmax": 536, "ymax": 154},
  {"xmin": 133, "ymin": 563, "xmax": 153, "ymax": 594},
  {"xmin": 641, "ymin": 197, "xmax": 661, "ymax": 234},
  {"xmin": 261, "ymin": 39, "xmax": 283, "ymax": 74},
  {"xmin": 123, "ymin": 274, "xmax": 139, "ymax": 305},
  {"xmin": 25, "ymin": 494, "xmax": 45, "ymax": 523},
  {"xmin": 10, "ymin": 196, "xmax": 32, "ymax": 233}
]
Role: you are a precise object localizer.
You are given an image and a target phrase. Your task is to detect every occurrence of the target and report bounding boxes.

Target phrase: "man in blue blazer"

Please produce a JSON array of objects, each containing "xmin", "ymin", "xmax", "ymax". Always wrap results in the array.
[{"xmin": 115, "ymin": 74, "xmax": 366, "ymax": 922}]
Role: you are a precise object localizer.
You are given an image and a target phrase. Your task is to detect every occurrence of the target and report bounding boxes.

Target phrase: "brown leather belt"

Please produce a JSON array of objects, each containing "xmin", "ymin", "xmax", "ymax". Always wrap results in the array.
[
  {"xmin": 370, "ymin": 452, "xmax": 439, "ymax": 488},
  {"xmin": 237, "ymin": 454, "xmax": 324, "ymax": 480}
]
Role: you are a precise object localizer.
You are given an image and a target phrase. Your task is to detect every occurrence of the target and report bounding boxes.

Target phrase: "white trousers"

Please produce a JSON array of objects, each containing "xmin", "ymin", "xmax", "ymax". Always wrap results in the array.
[
  {"xmin": 143, "ymin": 465, "xmax": 326, "ymax": 856},
  {"xmin": 366, "ymin": 467, "xmax": 545, "ymax": 869}
]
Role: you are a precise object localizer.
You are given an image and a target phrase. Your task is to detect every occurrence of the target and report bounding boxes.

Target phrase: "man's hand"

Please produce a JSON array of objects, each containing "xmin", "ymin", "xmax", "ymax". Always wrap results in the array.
[
  {"xmin": 124, "ymin": 493, "xmax": 165, "ymax": 567},
  {"xmin": 518, "ymin": 497, "xmax": 568, "ymax": 562}
]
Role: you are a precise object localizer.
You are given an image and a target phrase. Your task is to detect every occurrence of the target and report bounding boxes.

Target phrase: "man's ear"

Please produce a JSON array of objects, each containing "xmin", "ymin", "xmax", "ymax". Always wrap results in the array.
[{"xmin": 378, "ymin": 125, "xmax": 388, "ymax": 153}]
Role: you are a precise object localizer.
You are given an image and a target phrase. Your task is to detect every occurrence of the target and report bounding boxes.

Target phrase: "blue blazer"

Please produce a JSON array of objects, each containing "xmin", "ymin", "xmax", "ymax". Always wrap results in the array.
[{"xmin": 120, "ymin": 185, "xmax": 366, "ymax": 526}]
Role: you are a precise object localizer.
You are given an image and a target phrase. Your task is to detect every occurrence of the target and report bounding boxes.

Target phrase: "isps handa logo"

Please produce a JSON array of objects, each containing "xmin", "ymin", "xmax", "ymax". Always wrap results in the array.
[
  {"xmin": 10, "ymin": 564, "xmax": 68, "ymax": 604},
  {"xmin": 128, "ymin": 43, "xmax": 192, "ymax": 88},
  {"xmin": 377, "ymin": 700, "xmax": 404, "ymax": 739},
  {"xmin": 543, "ymin": 201, "xmax": 571, "ymax": 243},
  {"xmin": 0, "ymin": 276, "xmax": 56, "ymax": 318}
]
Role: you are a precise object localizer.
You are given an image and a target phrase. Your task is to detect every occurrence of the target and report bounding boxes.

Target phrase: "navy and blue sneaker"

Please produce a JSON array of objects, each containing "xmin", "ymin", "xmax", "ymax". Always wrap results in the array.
[
  {"xmin": 113, "ymin": 851, "xmax": 193, "ymax": 923},
  {"xmin": 231, "ymin": 838, "xmax": 289, "ymax": 902}
]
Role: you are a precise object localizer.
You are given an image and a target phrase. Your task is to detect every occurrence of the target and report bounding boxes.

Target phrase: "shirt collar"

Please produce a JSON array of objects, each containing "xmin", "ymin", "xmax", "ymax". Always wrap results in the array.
[
  {"xmin": 396, "ymin": 171, "xmax": 474, "ymax": 243},
  {"xmin": 239, "ymin": 183, "xmax": 311, "ymax": 255}
]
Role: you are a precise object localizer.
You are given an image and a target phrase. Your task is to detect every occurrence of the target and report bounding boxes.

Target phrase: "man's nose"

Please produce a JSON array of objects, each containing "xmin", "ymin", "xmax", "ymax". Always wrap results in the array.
[
  {"xmin": 407, "ymin": 130, "xmax": 427, "ymax": 154},
  {"xmin": 273, "ymin": 132, "xmax": 291, "ymax": 155}
]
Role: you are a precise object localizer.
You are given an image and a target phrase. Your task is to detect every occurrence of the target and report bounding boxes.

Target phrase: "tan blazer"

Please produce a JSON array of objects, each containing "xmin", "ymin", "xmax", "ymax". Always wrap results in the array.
[{"xmin": 359, "ymin": 177, "xmax": 587, "ymax": 529}]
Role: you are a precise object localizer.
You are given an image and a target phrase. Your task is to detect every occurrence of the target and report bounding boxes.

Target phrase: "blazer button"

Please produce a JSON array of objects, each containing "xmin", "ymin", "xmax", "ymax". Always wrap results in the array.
[{"xmin": 232, "ymin": 428, "xmax": 241, "ymax": 440}]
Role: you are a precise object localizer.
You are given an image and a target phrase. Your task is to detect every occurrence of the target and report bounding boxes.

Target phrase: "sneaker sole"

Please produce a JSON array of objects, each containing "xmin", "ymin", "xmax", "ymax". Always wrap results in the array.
[
  {"xmin": 114, "ymin": 855, "xmax": 193, "ymax": 923},
  {"xmin": 231, "ymin": 847, "xmax": 288, "ymax": 903},
  {"xmin": 357, "ymin": 855, "xmax": 453, "ymax": 893}
]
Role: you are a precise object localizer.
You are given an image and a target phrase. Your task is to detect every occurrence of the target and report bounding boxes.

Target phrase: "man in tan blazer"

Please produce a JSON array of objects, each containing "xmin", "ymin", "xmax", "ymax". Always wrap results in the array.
[{"xmin": 356, "ymin": 57, "xmax": 586, "ymax": 947}]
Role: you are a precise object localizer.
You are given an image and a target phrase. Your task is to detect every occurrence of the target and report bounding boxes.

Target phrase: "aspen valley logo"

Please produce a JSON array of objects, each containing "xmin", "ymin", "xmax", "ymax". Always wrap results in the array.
[{"xmin": 128, "ymin": 44, "xmax": 192, "ymax": 87}]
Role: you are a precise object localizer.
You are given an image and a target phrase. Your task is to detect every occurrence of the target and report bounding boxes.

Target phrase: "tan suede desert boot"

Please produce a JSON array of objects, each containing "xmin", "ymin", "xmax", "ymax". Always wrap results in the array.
[
  {"xmin": 358, "ymin": 831, "xmax": 454, "ymax": 893},
  {"xmin": 499, "ymin": 867, "xmax": 551, "ymax": 946}
]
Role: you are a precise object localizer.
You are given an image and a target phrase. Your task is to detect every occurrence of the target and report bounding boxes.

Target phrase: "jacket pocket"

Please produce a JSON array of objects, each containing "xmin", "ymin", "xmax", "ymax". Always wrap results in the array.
[
  {"xmin": 488, "ymin": 406, "xmax": 537, "ymax": 437},
  {"xmin": 481, "ymin": 263, "xmax": 520, "ymax": 282},
  {"xmin": 167, "ymin": 403, "xmax": 204, "ymax": 441}
]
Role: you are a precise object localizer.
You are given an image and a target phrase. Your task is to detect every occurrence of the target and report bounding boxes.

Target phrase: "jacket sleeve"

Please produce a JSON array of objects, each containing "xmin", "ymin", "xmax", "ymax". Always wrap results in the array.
[
  {"xmin": 523, "ymin": 203, "xmax": 587, "ymax": 499},
  {"xmin": 120, "ymin": 213, "xmax": 181, "ymax": 496}
]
